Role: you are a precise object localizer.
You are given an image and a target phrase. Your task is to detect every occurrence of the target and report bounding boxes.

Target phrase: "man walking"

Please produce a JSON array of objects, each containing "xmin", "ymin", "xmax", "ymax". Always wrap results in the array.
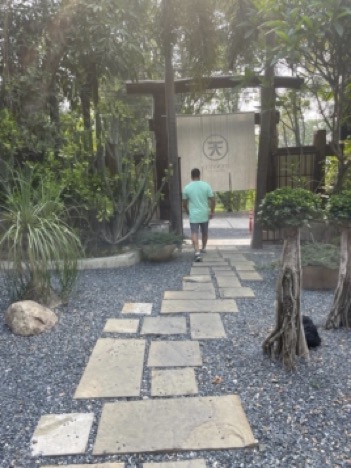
[{"xmin": 182, "ymin": 168, "xmax": 216, "ymax": 262}]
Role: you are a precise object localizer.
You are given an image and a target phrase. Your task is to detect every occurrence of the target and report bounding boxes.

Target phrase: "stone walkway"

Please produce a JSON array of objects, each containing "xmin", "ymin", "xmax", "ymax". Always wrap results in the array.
[{"xmin": 31, "ymin": 246, "xmax": 263, "ymax": 467}]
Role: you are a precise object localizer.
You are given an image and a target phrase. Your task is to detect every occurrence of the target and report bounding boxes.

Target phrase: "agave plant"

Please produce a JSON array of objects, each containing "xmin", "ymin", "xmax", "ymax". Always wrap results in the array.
[{"xmin": 0, "ymin": 170, "xmax": 82, "ymax": 305}]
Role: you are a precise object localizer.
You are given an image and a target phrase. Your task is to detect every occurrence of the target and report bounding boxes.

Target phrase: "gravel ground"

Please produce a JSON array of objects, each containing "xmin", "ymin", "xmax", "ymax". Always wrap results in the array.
[{"xmin": 0, "ymin": 221, "xmax": 350, "ymax": 468}]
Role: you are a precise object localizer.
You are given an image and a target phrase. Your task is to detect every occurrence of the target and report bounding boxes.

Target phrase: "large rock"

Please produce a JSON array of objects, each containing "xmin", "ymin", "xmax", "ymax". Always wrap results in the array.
[{"xmin": 5, "ymin": 300, "xmax": 58, "ymax": 336}]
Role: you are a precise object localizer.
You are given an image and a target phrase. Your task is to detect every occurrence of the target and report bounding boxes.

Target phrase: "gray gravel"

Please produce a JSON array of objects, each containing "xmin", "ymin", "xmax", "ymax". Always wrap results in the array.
[{"xmin": 1, "ymin": 220, "xmax": 350, "ymax": 467}]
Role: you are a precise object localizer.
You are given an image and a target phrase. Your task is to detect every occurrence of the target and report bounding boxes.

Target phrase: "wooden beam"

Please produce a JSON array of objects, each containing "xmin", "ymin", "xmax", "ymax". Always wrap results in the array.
[{"xmin": 126, "ymin": 75, "xmax": 304, "ymax": 95}]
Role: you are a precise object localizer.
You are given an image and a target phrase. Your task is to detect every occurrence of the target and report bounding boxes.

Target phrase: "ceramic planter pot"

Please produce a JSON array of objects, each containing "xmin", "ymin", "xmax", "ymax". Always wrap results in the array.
[{"xmin": 141, "ymin": 244, "xmax": 177, "ymax": 262}]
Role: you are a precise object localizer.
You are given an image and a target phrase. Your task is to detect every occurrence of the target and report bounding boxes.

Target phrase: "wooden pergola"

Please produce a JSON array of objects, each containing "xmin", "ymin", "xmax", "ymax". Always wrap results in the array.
[{"xmin": 126, "ymin": 74, "xmax": 304, "ymax": 220}]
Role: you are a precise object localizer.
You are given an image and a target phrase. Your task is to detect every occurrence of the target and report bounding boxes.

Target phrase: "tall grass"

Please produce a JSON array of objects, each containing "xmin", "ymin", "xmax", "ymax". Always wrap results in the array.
[{"xmin": 0, "ymin": 170, "xmax": 83, "ymax": 304}]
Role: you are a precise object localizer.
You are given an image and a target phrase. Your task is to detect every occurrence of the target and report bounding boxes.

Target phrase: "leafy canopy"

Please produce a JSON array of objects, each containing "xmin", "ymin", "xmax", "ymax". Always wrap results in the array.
[
  {"xmin": 327, "ymin": 190, "xmax": 351, "ymax": 222},
  {"xmin": 258, "ymin": 187, "xmax": 322, "ymax": 229}
]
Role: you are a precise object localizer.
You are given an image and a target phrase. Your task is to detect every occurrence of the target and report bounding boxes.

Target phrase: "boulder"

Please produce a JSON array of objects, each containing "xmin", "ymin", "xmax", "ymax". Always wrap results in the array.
[{"xmin": 5, "ymin": 300, "xmax": 58, "ymax": 336}]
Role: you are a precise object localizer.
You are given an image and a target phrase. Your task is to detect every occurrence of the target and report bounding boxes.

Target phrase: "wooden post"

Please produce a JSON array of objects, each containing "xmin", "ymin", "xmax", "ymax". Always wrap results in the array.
[{"xmin": 313, "ymin": 129, "xmax": 326, "ymax": 192}]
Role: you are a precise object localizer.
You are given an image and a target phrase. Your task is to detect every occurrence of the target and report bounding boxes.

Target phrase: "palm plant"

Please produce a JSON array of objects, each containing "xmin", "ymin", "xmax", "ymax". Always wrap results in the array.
[{"xmin": 0, "ymin": 170, "xmax": 82, "ymax": 305}]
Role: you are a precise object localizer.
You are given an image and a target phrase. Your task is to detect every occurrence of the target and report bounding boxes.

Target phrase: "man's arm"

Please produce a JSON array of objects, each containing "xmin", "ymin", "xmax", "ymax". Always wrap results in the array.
[
  {"xmin": 209, "ymin": 197, "xmax": 216, "ymax": 219},
  {"xmin": 182, "ymin": 199, "xmax": 189, "ymax": 215}
]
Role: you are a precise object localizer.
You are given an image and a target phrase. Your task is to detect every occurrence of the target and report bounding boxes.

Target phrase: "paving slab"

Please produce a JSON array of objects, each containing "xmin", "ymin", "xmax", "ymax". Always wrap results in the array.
[
  {"xmin": 161, "ymin": 299, "xmax": 238, "ymax": 314},
  {"xmin": 183, "ymin": 275, "xmax": 212, "ymax": 283},
  {"xmin": 230, "ymin": 260, "xmax": 255, "ymax": 268},
  {"xmin": 93, "ymin": 395, "xmax": 256, "ymax": 454},
  {"xmin": 151, "ymin": 368, "xmax": 198, "ymax": 396},
  {"xmin": 164, "ymin": 290, "xmax": 216, "ymax": 300},
  {"xmin": 219, "ymin": 287, "xmax": 255, "ymax": 298},
  {"xmin": 221, "ymin": 254, "xmax": 247, "ymax": 262},
  {"xmin": 198, "ymin": 262, "xmax": 229, "ymax": 267},
  {"xmin": 190, "ymin": 314, "xmax": 226, "ymax": 339},
  {"xmin": 42, "ymin": 465, "xmax": 124, "ymax": 468},
  {"xmin": 216, "ymin": 276, "xmax": 241, "ymax": 288},
  {"xmin": 231, "ymin": 263, "xmax": 256, "ymax": 271},
  {"xmin": 31, "ymin": 413, "xmax": 94, "ymax": 456},
  {"xmin": 213, "ymin": 270, "xmax": 239, "ymax": 277},
  {"xmin": 183, "ymin": 282, "xmax": 216, "ymax": 293},
  {"xmin": 141, "ymin": 316, "xmax": 187, "ymax": 335},
  {"xmin": 237, "ymin": 271, "xmax": 263, "ymax": 281},
  {"xmin": 103, "ymin": 319, "xmax": 139, "ymax": 334},
  {"xmin": 211, "ymin": 266, "xmax": 232, "ymax": 271},
  {"xmin": 74, "ymin": 339, "xmax": 145, "ymax": 398},
  {"xmin": 190, "ymin": 267, "xmax": 210, "ymax": 275},
  {"xmin": 148, "ymin": 341, "xmax": 202, "ymax": 367},
  {"xmin": 122, "ymin": 302, "xmax": 152, "ymax": 315},
  {"xmin": 143, "ymin": 461, "xmax": 206, "ymax": 468}
]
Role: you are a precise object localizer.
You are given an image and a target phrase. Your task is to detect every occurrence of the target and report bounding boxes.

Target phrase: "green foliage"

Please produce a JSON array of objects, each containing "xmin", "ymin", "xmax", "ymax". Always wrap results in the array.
[
  {"xmin": 327, "ymin": 190, "xmax": 351, "ymax": 222},
  {"xmin": 258, "ymin": 187, "xmax": 322, "ymax": 229},
  {"xmin": 136, "ymin": 230, "xmax": 183, "ymax": 247},
  {"xmin": 0, "ymin": 170, "xmax": 83, "ymax": 303},
  {"xmin": 216, "ymin": 190, "xmax": 255, "ymax": 212},
  {"xmin": 301, "ymin": 242, "xmax": 340, "ymax": 269}
]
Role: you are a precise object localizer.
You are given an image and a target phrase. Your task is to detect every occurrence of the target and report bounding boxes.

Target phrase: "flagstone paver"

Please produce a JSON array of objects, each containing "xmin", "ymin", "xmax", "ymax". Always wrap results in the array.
[
  {"xmin": 148, "ymin": 341, "xmax": 202, "ymax": 367},
  {"xmin": 197, "ymin": 262, "xmax": 229, "ymax": 267},
  {"xmin": 190, "ymin": 267, "xmax": 210, "ymax": 275},
  {"xmin": 219, "ymin": 287, "xmax": 255, "ymax": 298},
  {"xmin": 103, "ymin": 319, "xmax": 139, "ymax": 334},
  {"xmin": 141, "ymin": 316, "xmax": 187, "ymax": 335},
  {"xmin": 213, "ymin": 270, "xmax": 238, "ymax": 277},
  {"xmin": 215, "ymin": 276, "xmax": 241, "ymax": 288},
  {"xmin": 164, "ymin": 290, "xmax": 216, "ymax": 300},
  {"xmin": 74, "ymin": 339, "xmax": 145, "ymax": 398},
  {"xmin": 161, "ymin": 299, "xmax": 238, "ymax": 314},
  {"xmin": 143, "ymin": 461, "xmax": 207, "ymax": 468},
  {"xmin": 31, "ymin": 413, "xmax": 94, "ymax": 456},
  {"xmin": 151, "ymin": 368, "xmax": 198, "ymax": 396},
  {"xmin": 237, "ymin": 271, "xmax": 263, "ymax": 281},
  {"xmin": 183, "ymin": 282, "xmax": 216, "ymax": 292},
  {"xmin": 231, "ymin": 263, "xmax": 256, "ymax": 271},
  {"xmin": 122, "ymin": 302, "xmax": 152, "ymax": 315},
  {"xmin": 221, "ymin": 254, "xmax": 247, "ymax": 262},
  {"xmin": 183, "ymin": 275, "xmax": 212, "ymax": 283},
  {"xmin": 42, "ymin": 464, "xmax": 124, "ymax": 468},
  {"xmin": 93, "ymin": 395, "xmax": 256, "ymax": 454},
  {"xmin": 211, "ymin": 266, "xmax": 232, "ymax": 271},
  {"xmin": 190, "ymin": 314, "xmax": 226, "ymax": 339}
]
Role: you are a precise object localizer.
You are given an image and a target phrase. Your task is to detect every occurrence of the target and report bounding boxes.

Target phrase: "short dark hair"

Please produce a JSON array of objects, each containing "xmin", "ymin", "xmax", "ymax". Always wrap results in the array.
[{"xmin": 191, "ymin": 168, "xmax": 200, "ymax": 179}]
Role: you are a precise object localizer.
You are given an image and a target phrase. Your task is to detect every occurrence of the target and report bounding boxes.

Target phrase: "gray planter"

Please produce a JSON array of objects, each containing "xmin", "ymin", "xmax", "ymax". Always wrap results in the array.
[
  {"xmin": 302, "ymin": 265, "xmax": 338, "ymax": 290},
  {"xmin": 141, "ymin": 244, "xmax": 177, "ymax": 262}
]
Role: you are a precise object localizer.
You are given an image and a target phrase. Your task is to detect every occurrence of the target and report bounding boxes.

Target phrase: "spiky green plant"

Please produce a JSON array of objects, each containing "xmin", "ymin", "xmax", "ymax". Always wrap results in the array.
[{"xmin": 0, "ymin": 170, "xmax": 83, "ymax": 304}]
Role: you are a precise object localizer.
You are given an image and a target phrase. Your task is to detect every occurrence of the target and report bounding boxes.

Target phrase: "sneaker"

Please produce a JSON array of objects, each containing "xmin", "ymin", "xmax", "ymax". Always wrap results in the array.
[
  {"xmin": 194, "ymin": 252, "xmax": 202, "ymax": 262},
  {"xmin": 200, "ymin": 248, "xmax": 207, "ymax": 254}
]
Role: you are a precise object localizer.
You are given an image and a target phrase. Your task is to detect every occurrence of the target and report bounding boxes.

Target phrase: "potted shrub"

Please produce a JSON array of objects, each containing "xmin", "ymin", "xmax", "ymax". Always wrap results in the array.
[
  {"xmin": 301, "ymin": 242, "xmax": 339, "ymax": 290},
  {"xmin": 258, "ymin": 187, "xmax": 322, "ymax": 369},
  {"xmin": 325, "ymin": 190, "xmax": 351, "ymax": 329},
  {"xmin": 136, "ymin": 231, "xmax": 183, "ymax": 262}
]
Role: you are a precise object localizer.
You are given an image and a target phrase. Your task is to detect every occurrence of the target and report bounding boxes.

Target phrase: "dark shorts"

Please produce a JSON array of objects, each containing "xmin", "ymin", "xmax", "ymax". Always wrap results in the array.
[{"xmin": 190, "ymin": 222, "xmax": 209, "ymax": 236}]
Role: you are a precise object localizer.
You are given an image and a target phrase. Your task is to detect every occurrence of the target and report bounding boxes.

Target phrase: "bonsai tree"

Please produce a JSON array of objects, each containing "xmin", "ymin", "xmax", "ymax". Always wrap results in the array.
[
  {"xmin": 325, "ymin": 190, "xmax": 351, "ymax": 329},
  {"xmin": 258, "ymin": 187, "xmax": 322, "ymax": 369}
]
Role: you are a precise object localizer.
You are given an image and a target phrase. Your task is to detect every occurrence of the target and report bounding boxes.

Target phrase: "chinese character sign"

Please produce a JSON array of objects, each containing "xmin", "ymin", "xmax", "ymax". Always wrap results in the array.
[{"xmin": 177, "ymin": 113, "xmax": 256, "ymax": 192}]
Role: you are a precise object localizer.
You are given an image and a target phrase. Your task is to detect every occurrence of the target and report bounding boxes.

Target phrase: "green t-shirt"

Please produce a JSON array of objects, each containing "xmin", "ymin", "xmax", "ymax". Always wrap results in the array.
[{"xmin": 182, "ymin": 180, "xmax": 214, "ymax": 223}]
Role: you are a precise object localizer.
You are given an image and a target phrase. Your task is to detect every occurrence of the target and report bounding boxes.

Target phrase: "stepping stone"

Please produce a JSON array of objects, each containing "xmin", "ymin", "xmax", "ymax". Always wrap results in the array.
[
  {"xmin": 212, "ymin": 266, "xmax": 232, "ymax": 271},
  {"xmin": 74, "ymin": 339, "xmax": 145, "ymax": 398},
  {"xmin": 103, "ymin": 319, "xmax": 139, "ymax": 334},
  {"xmin": 31, "ymin": 413, "xmax": 94, "ymax": 456},
  {"xmin": 219, "ymin": 287, "xmax": 255, "ymax": 298},
  {"xmin": 122, "ymin": 303, "xmax": 152, "ymax": 315},
  {"xmin": 222, "ymin": 254, "xmax": 247, "ymax": 262},
  {"xmin": 151, "ymin": 368, "xmax": 198, "ymax": 396},
  {"xmin": 183, "ymin": 275, "xmax": 212, "ymax": 283},
  {"xmin": 190, "ymin": 267, "xmax": 210, "ymax": 275},
  {"xmin": 199, "ymin": 262, "xmax": 229, "ymax": 267},
  {"xmin": 164, "ymin": 290, "xmax": 216, "ymax": 300},
  {"xmin": 216, "ymin": 276, "xmax": 241, "ymax": 288},
  {"xmin": 213, "ymin": 270, "xmax": 238, "ymax": 277},
  {"xmin": 148, "ymin": 341, "xmax": 202, "ymax": 367},
  {"xmin": 183, "ymin": 282, "xmax": 216, "ymax": 293},
  {"xmin": 93, "ymin": 395, "xmax": 256, "ymax": 455},
  {"xmin": 143, "ymin": 461, "xmax": 206, "ymax": 468},
  {"xmin": 42, "ymin": 465, "xmax": 124, "ymax": 468},
  {"xmin": 237, "ymin": 271, "xmax": 263, "ymax": 281},
  {"xmin": 190, "ymin": 314, "xmax": 226, "ymax": 339},
  {"xmin": 161, "ymin": 299, "xmax": 238, "ymax": 314},
  {"xmin": 141, "ymin": 316, "xmax": 187, "ymax": 335},
  {"xmin": 231, "ymin": 263, "xmax": 256, "ymax": 271}
]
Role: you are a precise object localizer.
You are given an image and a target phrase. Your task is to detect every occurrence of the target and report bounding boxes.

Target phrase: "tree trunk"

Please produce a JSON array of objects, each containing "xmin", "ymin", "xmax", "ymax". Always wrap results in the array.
[
  {"xmin": 263, "ymin": 227, "xmax": 309, "ymax": 369},
  {"xmin": 326, "ymin": 225, "xmax": 351, "ymax": 329}
]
